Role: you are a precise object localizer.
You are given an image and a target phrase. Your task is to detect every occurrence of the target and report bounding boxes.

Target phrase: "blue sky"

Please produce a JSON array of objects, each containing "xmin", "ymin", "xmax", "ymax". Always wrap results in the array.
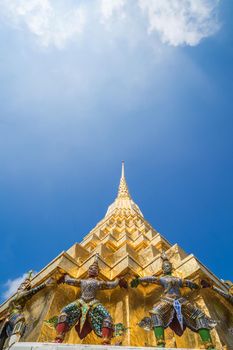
[{"xmin": 0, "ymin": 0, "xmax": 232, "ymax": 301}]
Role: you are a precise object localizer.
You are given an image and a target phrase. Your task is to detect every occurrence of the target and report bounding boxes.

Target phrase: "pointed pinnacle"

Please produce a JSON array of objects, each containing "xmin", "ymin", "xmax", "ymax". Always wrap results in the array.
[
  {"xmin": 121, "ymin": 161, "xmax": 125, "ymax": 178},
  {"xmin": 117, "ymin": 161, "xmax": 131, "ymax": 199},
  {"xmin": 105, "ymin": 162, "xmax": 144, "ymax": 217}
]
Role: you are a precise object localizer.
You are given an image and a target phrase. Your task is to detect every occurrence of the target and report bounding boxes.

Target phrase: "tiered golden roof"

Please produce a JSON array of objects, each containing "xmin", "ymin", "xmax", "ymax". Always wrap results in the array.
[{"xmin": 0, "ymin": 164, "xmax": 232, "ymax": 349}]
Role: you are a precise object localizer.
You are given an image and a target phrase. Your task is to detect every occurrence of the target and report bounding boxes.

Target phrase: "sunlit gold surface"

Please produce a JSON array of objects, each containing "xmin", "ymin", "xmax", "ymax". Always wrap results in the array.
[{"xmin": 0, "ymin": 165, "xmax": 232, "ymax": 349}]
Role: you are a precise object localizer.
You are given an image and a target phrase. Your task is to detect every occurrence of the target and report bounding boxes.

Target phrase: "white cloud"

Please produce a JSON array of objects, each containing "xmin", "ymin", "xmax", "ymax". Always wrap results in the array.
[
  {"xmin": 100, "ymin": 0, "xmax": 126, "ymax": 21},
  {"xmin": 2, "ymin": 272, "xmax": 38, "ymax": 299},
  {"xmin": 138, "ymin": 0, "xmax": 220, "ymax": 46},
  {"xmin": 0, "ymin": 0, "xmax": 221, "ymax": 48},
  {"xmin": 3, "ymin": 273, "xmax": 28, "ymax": 299},
  {"xmin": 1, "ymin": 0, "xmax": 86, "ymax": 48}
]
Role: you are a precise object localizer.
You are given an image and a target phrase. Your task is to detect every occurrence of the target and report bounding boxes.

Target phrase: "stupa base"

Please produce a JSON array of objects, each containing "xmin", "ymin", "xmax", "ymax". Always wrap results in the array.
[{"xmin": 10, "ymin": 342, "xmax": 201, "ymax": 350}]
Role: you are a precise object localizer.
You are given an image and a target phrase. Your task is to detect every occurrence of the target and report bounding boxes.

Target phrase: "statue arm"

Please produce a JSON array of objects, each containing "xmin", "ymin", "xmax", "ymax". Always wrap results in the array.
[
  {"xmin": 21, "ymin": 282, "xmax": 47, "ymax": 300},
  {"xmin": 212, "ymin": 286, "xmax": 233, "ymax": 304},
  {"xmin": 131, "ymin": 276, "xmax": 160, "ymax": 288},
  {"xmin": 7, "ymin": 299, "xmax": 14, "ymax": 312},
  {"xmin": 21, "ymin": 277, "xmax": 57, "ymax": 300},
  {"xmin": 98, "ymin": 279, "xmax": 119, "ymax": 290},
  {"xmin": 62, "ymin": 275, "xmax": 81, "ymax": 287},
  {"xmin": 201, "ymin": 279, "xmax": 233, "ymax": 305},
  {"xmin": 182, "ymin": 279, "xmax": 199, "ymax": 290},
  {"xmin": 98, "ymin": 277, "xmax": 128, "ymax": 290},
  {"xmin": 138, "ymin": 276, "xmax": 159, "ymax": 284}
]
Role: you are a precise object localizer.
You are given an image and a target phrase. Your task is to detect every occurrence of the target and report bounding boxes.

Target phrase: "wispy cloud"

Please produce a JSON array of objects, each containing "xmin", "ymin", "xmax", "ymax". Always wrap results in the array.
[
  {"xmin": 2, "ymin": 272, "xmax": 38, "ymax": 300},
  {"xmin": 0, "ymin": 0, "xmax": 221, "ymax": 49},
  {"xmin": 139, "ymin": 0, "xmax": 220, "ymax": 46},
  {"xmin": 3, "ymin": 273, "xmax": 28, "ymax": 299},
  {"xmin": 100, "ymin": 0, "xmax": 126, "ymax": 21},
  {"xmin": 0, "ymin": 0, "xmax": 86, "ymax": 49}
]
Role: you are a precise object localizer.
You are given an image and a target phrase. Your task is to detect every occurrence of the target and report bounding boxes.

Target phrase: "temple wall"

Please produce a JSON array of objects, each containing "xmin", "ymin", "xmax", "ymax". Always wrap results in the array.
[
  {"xmin": 202, "ymin": 289, "xmax": 233, "ymax": 349},
  {"xmin": 20, "ymin": 288, "xmax": 54, "ymax": 342},
  {"xmin": 17, "ymin": 282, "xmax": 233, "ymax": 349}
]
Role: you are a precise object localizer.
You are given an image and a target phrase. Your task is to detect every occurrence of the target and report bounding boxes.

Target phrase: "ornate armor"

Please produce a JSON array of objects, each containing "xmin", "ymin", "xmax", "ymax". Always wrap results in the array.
[
  {"xmin": 138, "ymin": 275, "xmax": 216, "ymax": 335},
  {"xmin": 59, "ymin": 277, "xmax": 119, "ymax": 337},
  {"xmin": 54, "ymin": 255, "xmax": 127, "ymax": 345},
  {"xmin": 131, "ymin": 253, "xmax": 216, "ymax": 349}
]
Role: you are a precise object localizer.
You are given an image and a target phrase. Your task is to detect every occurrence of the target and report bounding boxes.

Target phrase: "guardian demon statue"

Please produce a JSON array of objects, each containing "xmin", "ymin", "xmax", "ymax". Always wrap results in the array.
[
  {"xmin": 131, "ymin": 253, "xmax": 216, "ymax": 349},
  {"xmin": 55, "ymin": 254, "xmax": 127, "ymax": 344}
]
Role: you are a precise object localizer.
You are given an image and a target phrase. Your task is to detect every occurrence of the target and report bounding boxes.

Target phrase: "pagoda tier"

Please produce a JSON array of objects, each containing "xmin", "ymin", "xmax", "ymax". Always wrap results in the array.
[{"xmin": 0, "ymin": 164, "xmax": 232, "ymax": 349}]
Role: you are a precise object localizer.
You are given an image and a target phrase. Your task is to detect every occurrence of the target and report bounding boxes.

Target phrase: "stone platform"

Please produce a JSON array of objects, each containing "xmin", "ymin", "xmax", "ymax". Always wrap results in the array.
[{"xmin": 11, "ymin": 343, "xmax": 199, "ymax": 350}]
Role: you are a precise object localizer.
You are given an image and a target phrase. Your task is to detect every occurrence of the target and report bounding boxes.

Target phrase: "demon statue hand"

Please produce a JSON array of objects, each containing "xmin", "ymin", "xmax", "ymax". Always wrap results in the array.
[
  {"xmin": 54, "ymin": 254, "xmax": 127, "ymax": 345},
  {"xmin": 131, "ymin": 253, "xmax": 217, "ymax": 350},
  {"xmin": 0, "ymin": 271, "xmax": 55, "ymax": 350}
]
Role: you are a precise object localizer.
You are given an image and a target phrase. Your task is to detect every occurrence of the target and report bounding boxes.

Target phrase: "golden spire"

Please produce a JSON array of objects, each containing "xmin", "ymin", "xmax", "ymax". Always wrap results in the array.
[
  {"xmin": 105, "ymin": 162, "xmax": 143, "ymax": 217},
  {"xmin": 117, "ymin": 161, "xmax": 131, "ymax": 199}
]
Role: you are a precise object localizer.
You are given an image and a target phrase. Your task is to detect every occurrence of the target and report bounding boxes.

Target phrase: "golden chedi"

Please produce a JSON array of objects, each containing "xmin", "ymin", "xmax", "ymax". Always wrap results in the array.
[{"xmin": 0, "ymin": 163, "xmax": 232, "ymax": 349}]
